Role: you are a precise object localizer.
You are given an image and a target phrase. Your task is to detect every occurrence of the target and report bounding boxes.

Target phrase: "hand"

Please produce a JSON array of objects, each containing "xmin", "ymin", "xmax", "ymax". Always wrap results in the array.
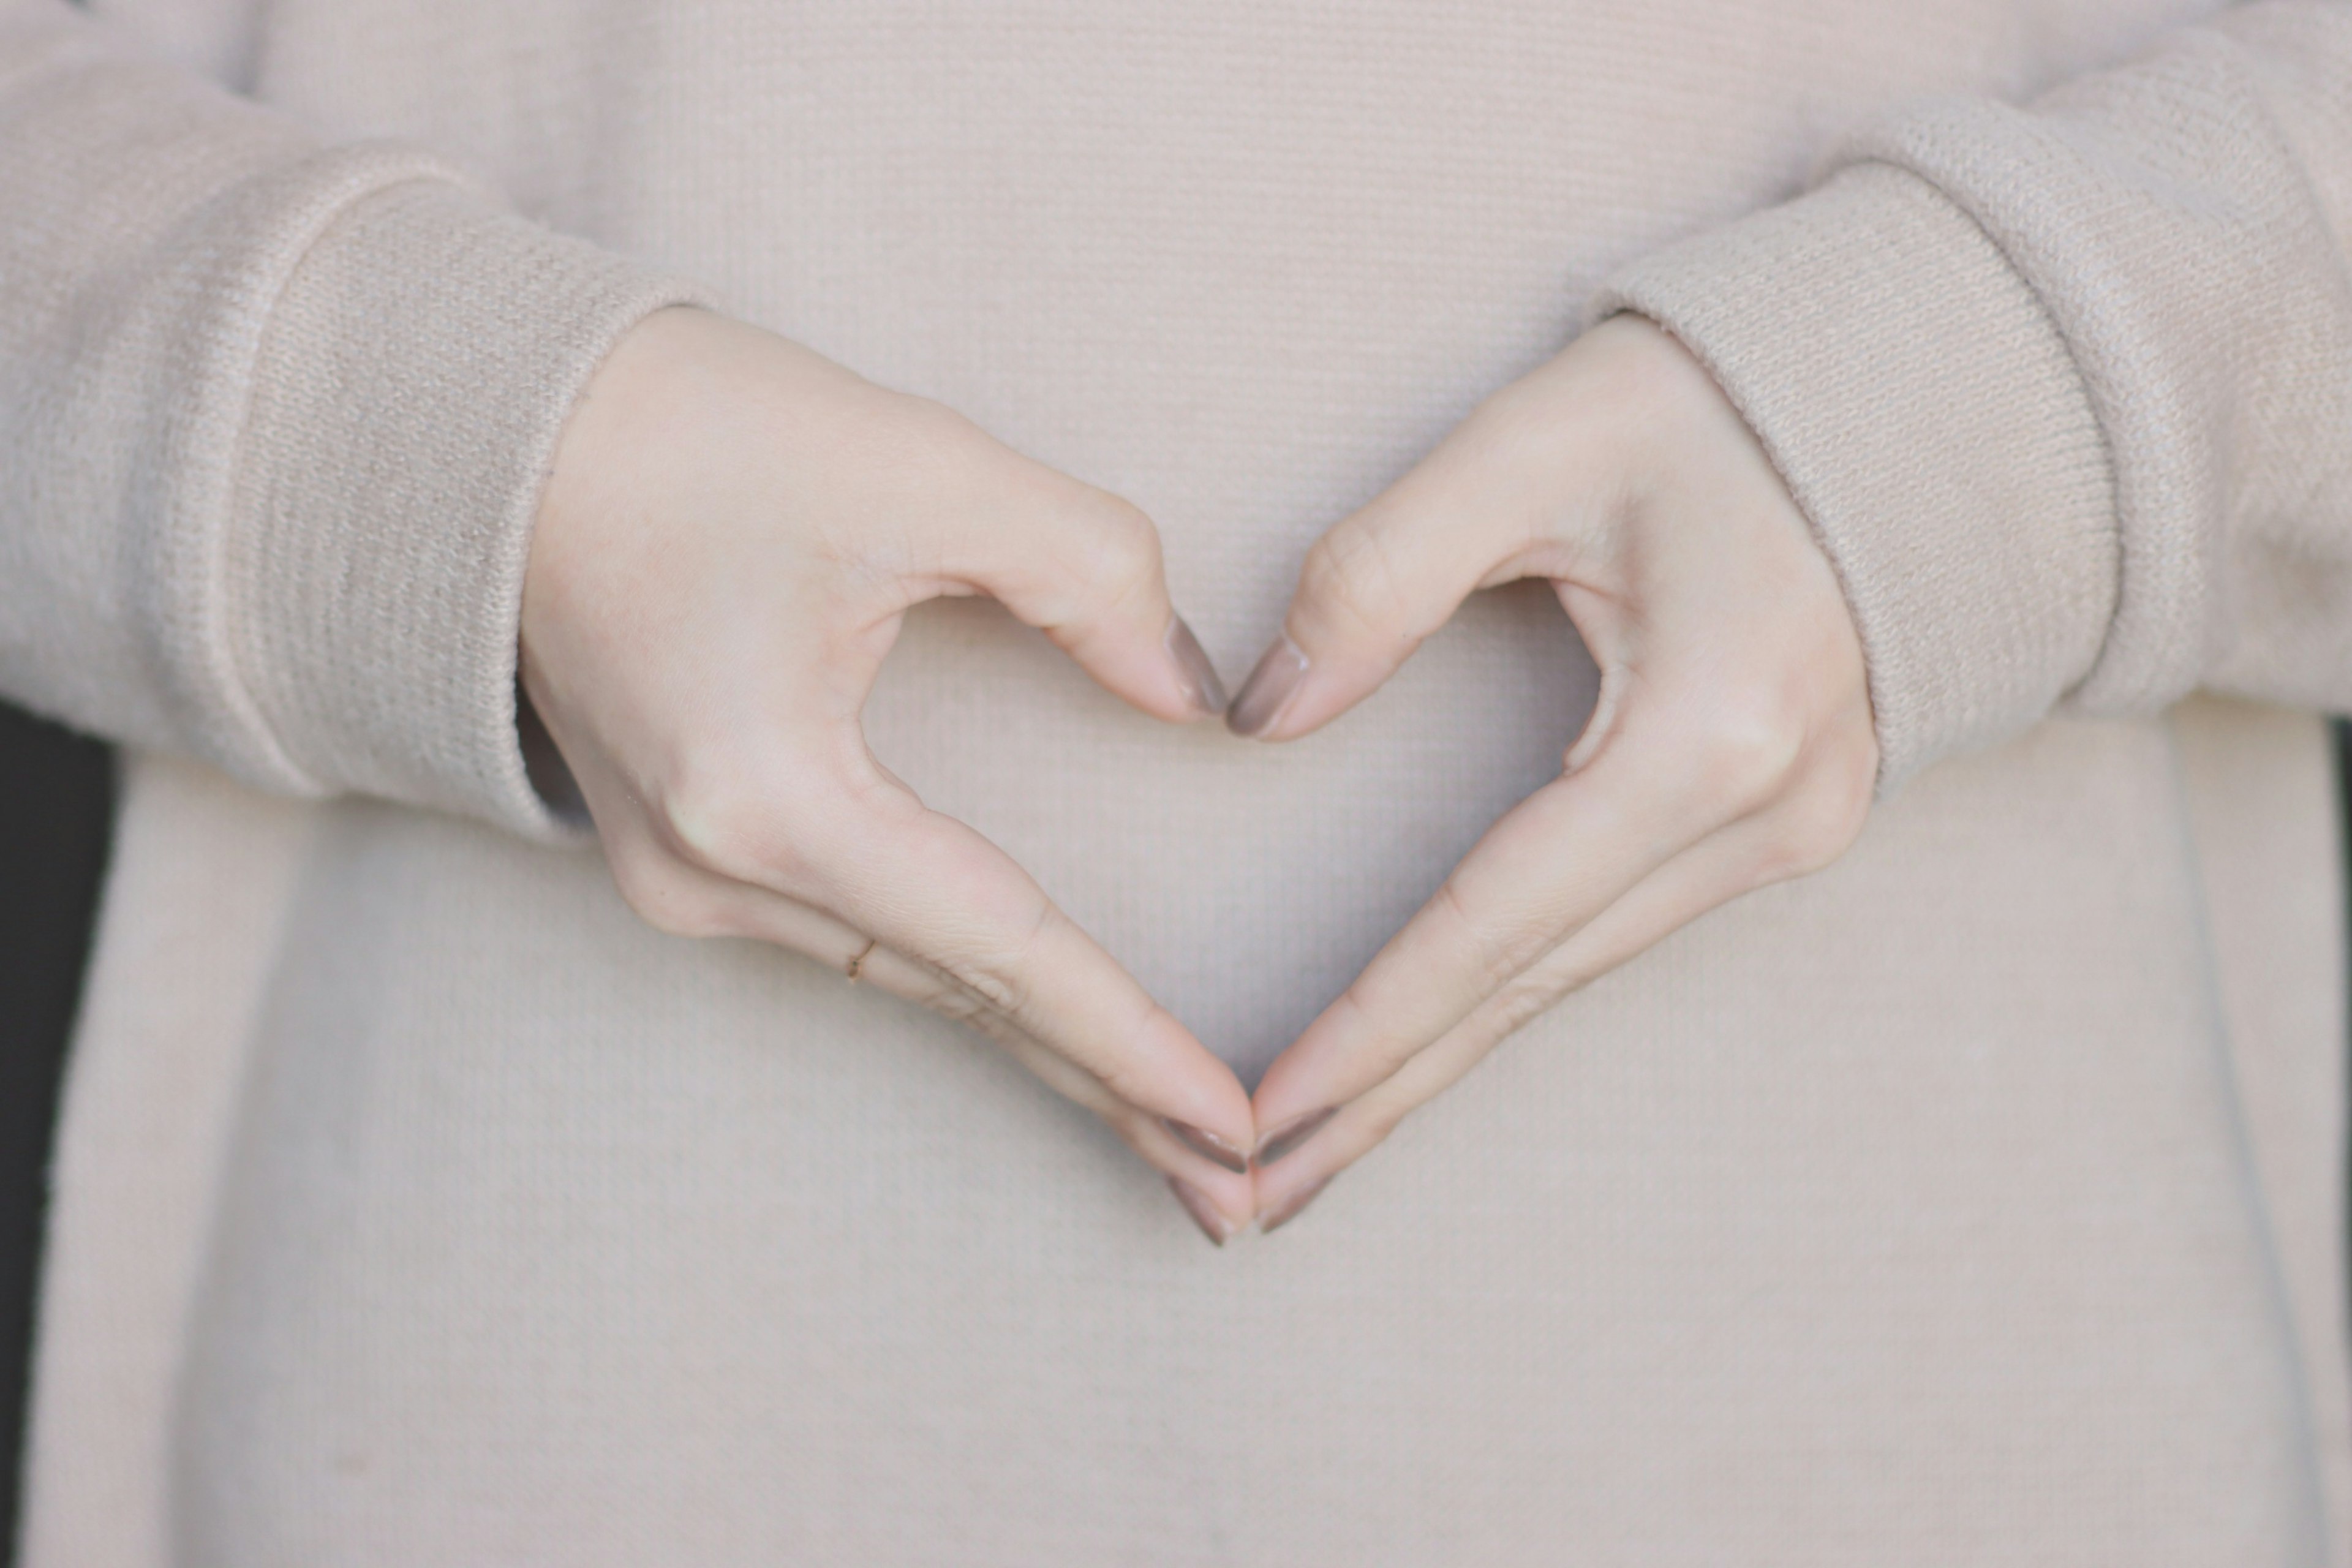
[
  {"xmin": 1231, "ymin": 314, "xmax": 1878, "ymax": 1231},
  {"xmin": 521, "ymin": 307, "xmax": 1258, "ymax": 1237}
]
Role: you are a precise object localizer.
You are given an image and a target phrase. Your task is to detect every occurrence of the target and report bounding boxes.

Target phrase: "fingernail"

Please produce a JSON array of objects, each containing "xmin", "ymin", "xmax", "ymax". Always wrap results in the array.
[
  {"xmin": 1168, "ymin": 1176, "xmax": 1239, "ymax": 1246},
  {"xmin": 1259, "ymin": 1176, "xmax": 1332, "ymax": 1235},
  {"xmin": 1252, "ymin": 1106, "xmax": 1336, "ymax": 1167},
  {"xmin": 1226, "ymin": 636, "xmax": 1309, "ymax": 739},
  {"xmin": 1164, "ymin": 617, "xmax": 1229, "ymax": 717},
  {"xmin": 1161, "ymin": 1117, "xmax": 1250, "ymax": 1175}
]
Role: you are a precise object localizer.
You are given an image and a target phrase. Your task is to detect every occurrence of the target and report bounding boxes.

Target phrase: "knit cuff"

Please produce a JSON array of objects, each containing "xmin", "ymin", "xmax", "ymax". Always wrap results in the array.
[
  {"xmin": 221, "ymin": 178, "xmax": 707, "ymax": 840},
  {"xmin": 1591, "ymin": 161, "xmax": 2119, "ymax": 790}
]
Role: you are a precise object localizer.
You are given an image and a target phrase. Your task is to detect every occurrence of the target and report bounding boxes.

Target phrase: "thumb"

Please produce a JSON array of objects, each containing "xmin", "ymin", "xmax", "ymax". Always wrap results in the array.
[
  {"xmin": 1227, "ymin": 430, "xmax": 1539, "ymax": 742},
  {"xmin": 946, "ymin": 445, "xmax": 1228, "ymax": 724}
]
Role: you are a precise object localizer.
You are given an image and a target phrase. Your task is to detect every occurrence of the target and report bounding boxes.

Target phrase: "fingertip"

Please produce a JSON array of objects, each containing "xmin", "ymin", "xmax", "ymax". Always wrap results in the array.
[
  {"xmin": 1251, "ymin": 1106, "xmax": 1336, "ymax": 1167},
  {"xmin": 989, "ymin": 480, "xmax": 1215, "ymax": 724},
  {"xmin": 1227, "ymin": 625, "xmax": 1423, "ymax": 742},
  {"xmin": 1129, "ymin": 1009, "xmax": 1257, "ymax": 1160},
  {"xmin": 1049, "ymin": 624, "xmax": 1208, "ymax": 727},
  {"xmin": 1164, "ymin": 615, "xmax": 1230, "ymax": 719},
  {"xmin": 1225, "ymin": 635, "xmax": 1310, "ymax": 739},
  {"xmin": 1162, "ymin": 1116, "xmax": 1250, "ymax": 1175},
  {"xmin": 1257, "ymin": 1174, "xmax": 1332, "ymax": 1235},
  {"xmin": 1167, "ymin": 1175, "xmax": 1244, "ymax": 1246}
]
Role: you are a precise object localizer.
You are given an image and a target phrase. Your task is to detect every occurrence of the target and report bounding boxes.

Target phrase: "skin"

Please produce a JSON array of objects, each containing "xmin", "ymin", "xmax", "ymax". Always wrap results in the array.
[
  {"xmin": 520, "ymin": 306, "xmax": 1258, "ymax": 1236},
  {"xmin": 1235, "ymin": 314, "xmax": 1879, "ymax": 1231},
  {"xmin": 523, "ymin": 305, "xmax": 1874, "ymax": 1243}
]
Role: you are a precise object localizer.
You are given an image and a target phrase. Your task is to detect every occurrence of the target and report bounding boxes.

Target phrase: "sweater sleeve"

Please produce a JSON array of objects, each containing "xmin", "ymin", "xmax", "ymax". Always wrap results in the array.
[
  {"xmin": 1592, "ymin": 1, "xmax": 2352, "ymax": 790},
  {"xmin": 0, "ymin": 0, "xmax": 707, "ymax": 840}
]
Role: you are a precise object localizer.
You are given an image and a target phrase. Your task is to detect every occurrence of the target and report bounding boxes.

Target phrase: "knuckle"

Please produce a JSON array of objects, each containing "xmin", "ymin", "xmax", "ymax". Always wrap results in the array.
[
  {"xmin": 1300, "ymin": 521, "xmax": 1411, "ymax": 637},
  {"xmin": 1744, "ymin": 756, "xmax": 1873, "ymax": 888},
  {"xmin": 1772, "ymin": 742, "xmax": 1876, "ymax": 880},
  {"xmin": 1092, "ymin": 491, "xmax": 1158, "ymax": 554},
  {"xmin": 941, "ymin": 986, "xmax": 1014, "ymax": 1035},
  {"xmin": 911, "ymin": 964, "xmax": 992, "ymax": 1025},
  {"xmin": 949, "ymin": 962, "xmax": 1025, "ymax": 1018},
  {"xmin": 607, "ymin": 846, "xmax": 729, "ymax": 940},
  {"xmin": 652, "ymin": 750, "xmax": 827, "ymax": 888},
  {"xmin": 1695, "ymin": 696, "xmax": 1806, "ymax": 817},
  {"xmin": 1074, "ymin": 497, "xmax": 1163, "ymax": 606},
  {"xmin": 1492, "ymin": 967, "xmax": 1574, "ymax": 1035},
  {"xmin": 1432, "ymin": 879, "xmax": 1526, "ymax": 993},
  {"xmin": 940, "ymin": 901, "xmax": 1055, "ymax": 1021},
  {"xmin": 1084, "ymin": 1041, "xmax": 1161, "ymax": 1110},
  {"xmin": 655, "ymin": 770, "xmax": 771, "ymax": 879}
]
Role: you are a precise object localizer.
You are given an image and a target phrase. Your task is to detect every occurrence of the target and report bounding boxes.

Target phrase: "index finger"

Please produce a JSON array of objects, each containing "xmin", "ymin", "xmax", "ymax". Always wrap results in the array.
[
  {"xmin": 1250, "ymin": 719, "xmax": 1720, "ymax": 1142},
  {"xmin": 803, "ymin": 785, "xmax": 1257, "ymax": 1159}
]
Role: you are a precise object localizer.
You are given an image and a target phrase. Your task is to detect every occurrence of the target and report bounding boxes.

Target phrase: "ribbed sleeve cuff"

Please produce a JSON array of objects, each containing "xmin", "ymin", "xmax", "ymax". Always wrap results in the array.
[
  {"xmin": 1591, "ymin": 162, "xmax": 2119, "ymax": 790},
  {"xmin": 222, "ymin": 178, "xmax": 709, "ymax": 840}
]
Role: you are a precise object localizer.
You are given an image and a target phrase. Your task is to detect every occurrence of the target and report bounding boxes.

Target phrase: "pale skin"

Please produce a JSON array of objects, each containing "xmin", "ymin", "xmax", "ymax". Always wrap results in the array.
[
  {"xmin": 521, "ymin": 306, "xmax": 1876, "ymax": 1244},
  {"xmin": 520, "ymin": 307, "xmax": 1260, "ymax": 1235},
  {"xmin": 1234, "ymin": 314, "xmax": 1879, "ymax": 1230}
]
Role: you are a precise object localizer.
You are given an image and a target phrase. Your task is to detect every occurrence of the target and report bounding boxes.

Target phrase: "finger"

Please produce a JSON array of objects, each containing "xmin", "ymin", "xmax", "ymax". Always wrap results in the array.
[
  {"xmin": 713, "ymin": 782, "xmax": 1258, "ymax": 1164},
  {"xmin": 633, "ymin": 853, "xmax": 1257, "ymax": 1232},
  {"xmin": 1250, "ymin": 1006, "xmax": 1499, "ymax": 1231},
  {"xmin": 865, "ymin": 946, "xmax": 1256, "ymax": 1237},
  {"xmin": 623, "ymin": 729, "xmax": 1256, "ymax": 1195},
  {"xmin": 992, "ymin": 1026, "xmax": 1257, "ymax": 1242},
  {"xmin": 1229, "ymin": 387, "xmax": 1586, "ymax": 741},
  {"xmin": 1250, "ymin": 812, "xmax": 1781, "ymax": 1211},
  {"xmin": 1253, "ymin": 738, "xmax": 1873, "ymax": 1199},
  {"xmin": 926, "ymin": 433, "xmax": 1227, "ymax": 723},
  {"xmin": 1250, "ymin": 716, "xmax": 1729, "ymax": 1141},
  {"xmin": 608, "ymin": 842, "xmax": 974, "ymax": 1014}
]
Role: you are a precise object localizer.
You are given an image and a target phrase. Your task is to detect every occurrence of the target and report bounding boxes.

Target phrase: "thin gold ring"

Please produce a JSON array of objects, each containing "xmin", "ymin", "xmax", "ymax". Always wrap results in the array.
[{"xmin": 844, "ymin": 937, "xmax": 879, "ymax": 982}]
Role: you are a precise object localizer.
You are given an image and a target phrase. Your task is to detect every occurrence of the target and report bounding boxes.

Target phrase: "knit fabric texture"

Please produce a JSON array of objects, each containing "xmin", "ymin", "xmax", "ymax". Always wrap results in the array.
[{"xmin": 4, "ymin": 1, "xmax": 2350, "ymax": 1562}]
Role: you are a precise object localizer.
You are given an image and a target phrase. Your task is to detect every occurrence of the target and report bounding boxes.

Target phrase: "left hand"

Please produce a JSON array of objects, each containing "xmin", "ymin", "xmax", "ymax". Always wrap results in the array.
[{"xmin": 1229, "ymin": 314, "xmax": 1880, "ymax": 1232}]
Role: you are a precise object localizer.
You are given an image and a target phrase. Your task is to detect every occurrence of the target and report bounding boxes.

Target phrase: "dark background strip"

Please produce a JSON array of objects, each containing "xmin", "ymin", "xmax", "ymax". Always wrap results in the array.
[
  {"xmin": 0, "ymin": 702, "xmax": 113, "ymax": 1564},
  {"xmin": 2339, "ymin": 718, "xmax": 2352, "ymax": 1341}
]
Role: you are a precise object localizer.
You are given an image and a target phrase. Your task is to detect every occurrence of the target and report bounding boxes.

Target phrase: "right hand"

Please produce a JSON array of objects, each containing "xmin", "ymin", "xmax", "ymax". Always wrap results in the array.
[{"xmin": 520, "ymin": 307, "xmax": 1256, "ymax": 1239}]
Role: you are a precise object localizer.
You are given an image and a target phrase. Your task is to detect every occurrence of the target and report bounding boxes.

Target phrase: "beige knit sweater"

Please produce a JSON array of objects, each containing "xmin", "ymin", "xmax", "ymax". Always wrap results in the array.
[{"xmin": 6, "ymin": 0, "xmax": 2352, "ymax": 1561}]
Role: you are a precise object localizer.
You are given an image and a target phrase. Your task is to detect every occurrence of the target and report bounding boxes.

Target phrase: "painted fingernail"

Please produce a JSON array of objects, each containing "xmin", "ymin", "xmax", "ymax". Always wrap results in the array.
[
  {"xmin": 1259, "ymin": 1176, "xmax": 1332, "ymax": 1235},
  {"xmin": 1165, "ymin": 617, "xmax": 1230, "ymax": 717},
  {"xmin": 1252, "ymin": 1106, "xmax": 1336, "ymax": 1167},
  {"xmin": 1226, "ymin": 636, "xmax": 1309, "ymax": 739},
  {"xmin": 1168, "ymin": 1176, "xmax": 1240, "ymax": 1246},
  {"xmin": 1161, "ymin": 1117, "xmax": 1250, "ymax": 1175}
]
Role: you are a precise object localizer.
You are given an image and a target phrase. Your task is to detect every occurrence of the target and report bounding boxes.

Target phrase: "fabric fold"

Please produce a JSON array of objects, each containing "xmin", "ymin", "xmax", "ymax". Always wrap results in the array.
[
  {"xmin": 1593, "ymin": 161, "xmax": 2117, "ymax": 789},
  {"xmin": 225, "ymin": 177, "xmax": 706, "ymax": 840}
]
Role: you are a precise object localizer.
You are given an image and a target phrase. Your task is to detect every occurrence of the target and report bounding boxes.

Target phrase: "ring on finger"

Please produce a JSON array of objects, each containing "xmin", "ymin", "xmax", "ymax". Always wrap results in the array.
[{"xmin": 844, "ymin": 937, "xmax": 879, "ymax": 982}]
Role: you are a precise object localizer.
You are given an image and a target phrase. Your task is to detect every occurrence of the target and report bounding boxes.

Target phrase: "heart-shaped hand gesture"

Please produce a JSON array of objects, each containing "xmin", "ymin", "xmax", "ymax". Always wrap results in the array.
[
  {"xmin": 1230, "ymin": 315, "xmax": 1879, "ymax": 1230},
  {"xmin": 521, "ymin": 307, "xmax": 1261, "ymax": 1237},
  {"xmin": 524, "ymin": 307, "xmax": 1876, "ymax": 1246}
]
